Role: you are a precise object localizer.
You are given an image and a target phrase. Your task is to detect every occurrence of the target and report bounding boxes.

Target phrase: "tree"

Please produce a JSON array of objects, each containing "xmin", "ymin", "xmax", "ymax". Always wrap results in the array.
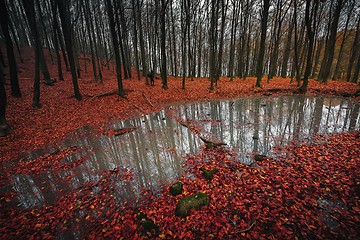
[
  {"xmin": 51, "ymin": 0, "xmax": 64, "ymax": 81},
  {"xmin": 105, "ymin": 0, "xmax": 125, "ymax": 97},
  {"xmin": 318, "ymin": 0, "xmax": 344, "ymax": 84},
  {"xmin": 0, "ymin": 0, "xmax": 21, "ymax": 97},
  {"xmin": 0, "ymin": 58, "xmax": 10, "ymax": 137},
  {"xmin": 299, "ymin": 0, "xmax": 319, "ymax": 93},
  {"xmin": 209, "ymin": 0, "xmax": 220, "ymax": 91},
  {"xmin": 255, "ymin": 0, "xmax": 270, "ymax": 88},
  {"xmin": 55, "ymin": 0, "xmax": 82, "ymax": 100},
  {"xmin": 160, "ymin": 0, "xmax": 169, "ymax": 89},
  {"xmin": 21, "ymin": 0, "xmax": 42, "ymax": 107},
  {"xmin": 346, "ymin": 15, "xmax": 360, "ymax": 82}
]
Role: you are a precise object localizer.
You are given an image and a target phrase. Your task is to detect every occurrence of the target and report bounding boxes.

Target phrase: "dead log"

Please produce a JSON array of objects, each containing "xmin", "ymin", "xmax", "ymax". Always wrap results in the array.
[
  {"xmin": 125, "ymin": 98, "xmax": 146, "ymax": 114},
  {"xmin": 142, "ymin": 92, "xmax": 155, "ymax": 108},
  {"xmin": 199, "ymin": 135, "xmax": 227, "ymax": 148},
  {"xmin": 91, "ymin": 89, "xmax": 117, "ymax": 99}
]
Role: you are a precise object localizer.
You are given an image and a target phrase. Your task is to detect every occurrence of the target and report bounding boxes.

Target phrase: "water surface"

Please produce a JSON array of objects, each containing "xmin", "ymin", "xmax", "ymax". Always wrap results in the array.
[{"xmin": 1, "ymin": 95, "xmax": 359, "ymax": 209}]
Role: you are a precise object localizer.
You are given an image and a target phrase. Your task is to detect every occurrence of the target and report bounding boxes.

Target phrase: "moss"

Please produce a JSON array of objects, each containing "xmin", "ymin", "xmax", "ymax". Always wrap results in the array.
[
  {"xmin": 135, "ymin": 209, "xmax": 160, "ymax": 237},
  {"xmin": 200, "ymin": 168, "xmax": 218, "ymax": 180},
  {"xmin": 175, "ymin": 192, "xmax": 210, "ymax": 217},
  {"xmin": 170, "ymin": 181, "xmax": 183, "ymax": 196},
  {"xmin": 254, "ymin": 154, "xmax": 266, "ymax": 161}
]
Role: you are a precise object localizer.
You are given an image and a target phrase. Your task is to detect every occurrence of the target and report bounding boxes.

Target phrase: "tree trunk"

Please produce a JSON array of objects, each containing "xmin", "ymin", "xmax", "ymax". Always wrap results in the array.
[
  {"xmin": 318, "ymin": 0, "xmax": 343, "ymax": 84},
  {"xmin": 55, "ymin": 0, "xmax": 82, "ymax": 100},
  {"xmin": 0, "ymin": 57, "xmax": 9, "ymax": 137},
  {"xmin": 299, "ymin": 0, "xmax": 318, "ymax": 93},
  {"xmin": 332, "ymin": 0, "xmax": 353, "ymax": 80},
  {"xmin": 0, "ymin": 0, "xmax": 21, "ymax": 97},
  {"xmin": 346, "ymin": 15, "xmax": 360, "ymax": 82},
  {"xmin": 84, "ymin": 0, "xmax": 97, "ymax": 81},
  {"xmin": 160, "ymin": 0, "xmax": 168, "ymax": 89},
  {"xmin": 105, "ymin": 0, "xmax": 125, "ymax": 97},
  {"xmin": 209, "ymin": 0, "xmax": 220, "ymax": 91},
  {"xmin": 131, "ymin": 0, "xmax": 141, "ymax": 80},
  {"xmin": 255, "ymin": 0, "xmax": 270, "ymax": 88},
  {"xmin": 281, "ymin": 16, "xmax": 294, "ymax": 78},
  {"xmin": 51, "ymin": 0, "xmax": 64, "ymax": 81},
  {"xmin": 136, "ymin": 0, "xmax": 149, "ymax": 84},
  {"xmin": 21, "ymin": 0, "xmax": 41, "ymax": 107}
]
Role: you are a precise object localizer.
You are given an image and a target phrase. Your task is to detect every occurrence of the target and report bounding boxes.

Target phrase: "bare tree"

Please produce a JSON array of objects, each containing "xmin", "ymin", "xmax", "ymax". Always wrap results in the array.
[
  {"xmin": 0, "ymin": 0, "xmax": 21, "ymax": 97},
  {"xmin": 255, "ymin": 0, "xmax": 270, "ymax": 88},
  {"xmin": 105, "ymin": 0, "xmax": 125, "ymax": 97}
]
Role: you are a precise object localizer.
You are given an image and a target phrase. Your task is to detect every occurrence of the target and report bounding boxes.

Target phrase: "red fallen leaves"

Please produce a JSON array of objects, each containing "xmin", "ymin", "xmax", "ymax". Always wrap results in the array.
[
  {"xmin": 4, "ymin": 146, "xmax": 86, "ymax": 177},
  {"xmin": 1, "ymin": 131, "xmax": 359, "ymax": 239}
]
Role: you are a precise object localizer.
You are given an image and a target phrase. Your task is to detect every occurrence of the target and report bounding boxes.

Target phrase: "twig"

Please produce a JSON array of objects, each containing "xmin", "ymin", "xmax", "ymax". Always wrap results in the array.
[
  {"xmin": 239, "ymin": 220, "xmax": 256, "ymax": 233},
  {"xmin": 125, "ymin": 98, "xmax": 146, "ymax": 114},
  {"xmin": 142, "ymin": 92, "xmax": 155, "ymax": 108},
  {"xmin": 90, "ymin": 90, "xmax": 117, "ymax": 99}
]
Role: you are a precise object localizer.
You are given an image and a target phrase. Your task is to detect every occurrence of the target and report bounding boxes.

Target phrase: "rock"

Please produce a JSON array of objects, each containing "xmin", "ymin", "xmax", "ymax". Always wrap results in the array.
[
  {"xmin": 170, "ymin": 181, "xmax": 183, "ymax": 196},
  {"xmin": 175, "ymin": 192, "xmax": 209, "ymax": 217},
  {"xmin": 254, "ymin": 154, "xmax": 266, "ymax": 161},
  {"xmin": 200, "ymin": 167, "xmax": 218, "ymax": 180},
  {"xmin": 135, "ymin": 209, "xmax": 160, "ymax": 237}
]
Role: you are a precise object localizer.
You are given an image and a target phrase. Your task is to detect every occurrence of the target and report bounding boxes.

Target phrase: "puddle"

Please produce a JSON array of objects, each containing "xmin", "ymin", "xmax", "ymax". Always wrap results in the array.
[{"xmin": 1, "ymin": 95, "xmax": 359, "ymax": 210}]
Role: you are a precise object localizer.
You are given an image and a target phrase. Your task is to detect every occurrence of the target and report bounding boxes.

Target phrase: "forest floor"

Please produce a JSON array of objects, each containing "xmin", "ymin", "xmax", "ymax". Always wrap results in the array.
[{"xmin": 1, "ymin": 49, "xmax": 360, "ymax": 239}]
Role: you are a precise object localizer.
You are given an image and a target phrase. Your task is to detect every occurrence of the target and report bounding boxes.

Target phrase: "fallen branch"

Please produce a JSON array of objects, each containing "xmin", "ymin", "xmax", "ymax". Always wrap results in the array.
[
  {"xmin": 91, "ymin": 90, "xmax": 117, "ymax": 99},
  {"xmin": 125, "ymin": 98, "xmax": 146, "ymax": 114},
  {"xmin": 239, "ymin": 221, "xmax": 256, "ymax": 233},
  {"xmin": 199, "ymin": 135, "xmax": 227, "ymax": 148},
  {"xmin": 142, "ymin": 92, "xmax": 155, "ymax": 108},
  {"xmin": 112, "ymin": 127, "xmax": 137, "ymax": 136}
]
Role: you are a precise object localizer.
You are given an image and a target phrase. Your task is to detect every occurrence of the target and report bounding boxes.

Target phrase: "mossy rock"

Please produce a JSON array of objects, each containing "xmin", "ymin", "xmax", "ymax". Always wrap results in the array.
[
  {"xmin": 175, "ymin": 192, "xmax": 209, "ymax": 217},
  {"xmin": 170, "ymin": 181, "xmax": 183, "ymax": 196},
  {"xmin": 254, "ymin": 154, "xmax": 266, "ymax": 161},
  {"xmin": 200, "ymin": 167, "xmax": 218, "ymax": 180},
  {"xmin": 355, "ymin": 88, "xmax": 360, "ymax": 96},
  {"xmin": 135, "ymin": 209, "xmax": 160, "ymax": 237}
]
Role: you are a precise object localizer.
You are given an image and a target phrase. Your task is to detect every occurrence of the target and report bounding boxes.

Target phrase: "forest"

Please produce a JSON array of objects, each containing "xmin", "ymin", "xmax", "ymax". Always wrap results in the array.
[{"xmin": 0, "ymin": 0, "xmax": 360, "ymax": 239}]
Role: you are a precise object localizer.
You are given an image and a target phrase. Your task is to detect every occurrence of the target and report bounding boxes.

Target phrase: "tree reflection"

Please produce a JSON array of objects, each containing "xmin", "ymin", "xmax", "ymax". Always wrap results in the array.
[{"xmin": 3, "ymin": 96, "xmax": 359, "ymax": 210}]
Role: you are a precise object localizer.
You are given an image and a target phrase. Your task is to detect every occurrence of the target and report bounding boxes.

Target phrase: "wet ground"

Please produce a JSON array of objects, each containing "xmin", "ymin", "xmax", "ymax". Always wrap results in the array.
[{"xmin": 1, "ymin": 95, "xmax": 359, "ymax": 210}]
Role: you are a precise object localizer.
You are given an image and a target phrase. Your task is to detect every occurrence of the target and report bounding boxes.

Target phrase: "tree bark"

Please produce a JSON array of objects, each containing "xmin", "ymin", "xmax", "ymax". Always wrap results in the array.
[
  {"xmin": 299, "ymin": 0, "xmax": 318, "ymax": 93},
  {"xmin": 318, "ymin": 0, "xmax": 344, "ymax": 84},
  {"xmin": 21, "ymin": 0, "xmax": 41, "ymax": 107},
  {"xmin": 0, "ymin": 0, "xmax": 21, "ymax": 97},
  {"xmin": 105, "ymin": 0, "xmax": 125, "ymax": 97},
  {"xmin": 255, "ymin": 0, "xmax": 270, "ymax": 88},
  {"xmin": 160, "ymin": 0, "xmax": 168, "ymax": 89},
  {"xmin": 55, "ymin": 0, "xmax": 82, "ymax": 100}
]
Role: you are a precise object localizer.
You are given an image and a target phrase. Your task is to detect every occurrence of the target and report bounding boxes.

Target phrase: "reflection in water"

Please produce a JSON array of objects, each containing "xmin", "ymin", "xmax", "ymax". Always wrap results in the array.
[{"xmin": 1, "ymin": 95, "xmax": 359, "ymax": 210}]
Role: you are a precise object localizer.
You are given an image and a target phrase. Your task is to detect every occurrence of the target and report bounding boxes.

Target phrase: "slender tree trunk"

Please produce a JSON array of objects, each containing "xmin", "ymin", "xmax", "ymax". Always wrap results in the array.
[
  {"xmin": 136, "ymin": 0, "xmax": 149, "ymax": 84},
  {"xmin": 160, "ymin": 0, "xmax": 168, "ymax": 89},
  {"xmin": 332, "ymin": 1, "xmax": 353, "ymax": 80},
  {"xmin": 84, "ymin": 1, "xmax": 97, "ymax": 81},
  {"xmin": 0, "ymin": 58, "xmax": 9, "ymax": 137},
  {"xmin": 0, "ymin": 0, "xmax": 21, "ymax": 97},
  {"xmin": 281, "ymin": 17, "xmax": 294, "ymax": 78},
  {"xmin": 170, "ymin": 1, "xmax": 178, "ymax": 77},
  {"xmin": 255, "ymin": 0, "xmax": 270, "ymax": 88},
  {"xmin": 55, "ymin": 0, "xmax": 82, "ymax": 100},
  {"xmin": 311, "ymin": 39, "xmax": 324, "ymax": 79},
  {"xmin": 209, "ymin": 0, "xmax": 220, "ymax": 91},
  {"xmin": 346, "ymin": 16, "xmax": 360, "ymax": 82},
  {"xmin": 352, "ymin": 54, "xmax": 360, "ymax": 84},
  {"xmin": 105, "ymin": 0, "xmax": 125, "ymax": 97},
  {"xmin": 318, "ymin": 0, "xmax": 344, "ymax": 84},
  {"xmin": 132, "ymin": 0, "xmax": 141, "ymax": 80},
  {"xmin": 51, "ymin": 0, "xmax": 63, "ymax": 81},
  {"xmin": 22, "ymin": 0, "xmax": 41, "ymax": 107},
  {"xmin": 299, "ymin": 0, "xmax": 318, "ymax": 93}
]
